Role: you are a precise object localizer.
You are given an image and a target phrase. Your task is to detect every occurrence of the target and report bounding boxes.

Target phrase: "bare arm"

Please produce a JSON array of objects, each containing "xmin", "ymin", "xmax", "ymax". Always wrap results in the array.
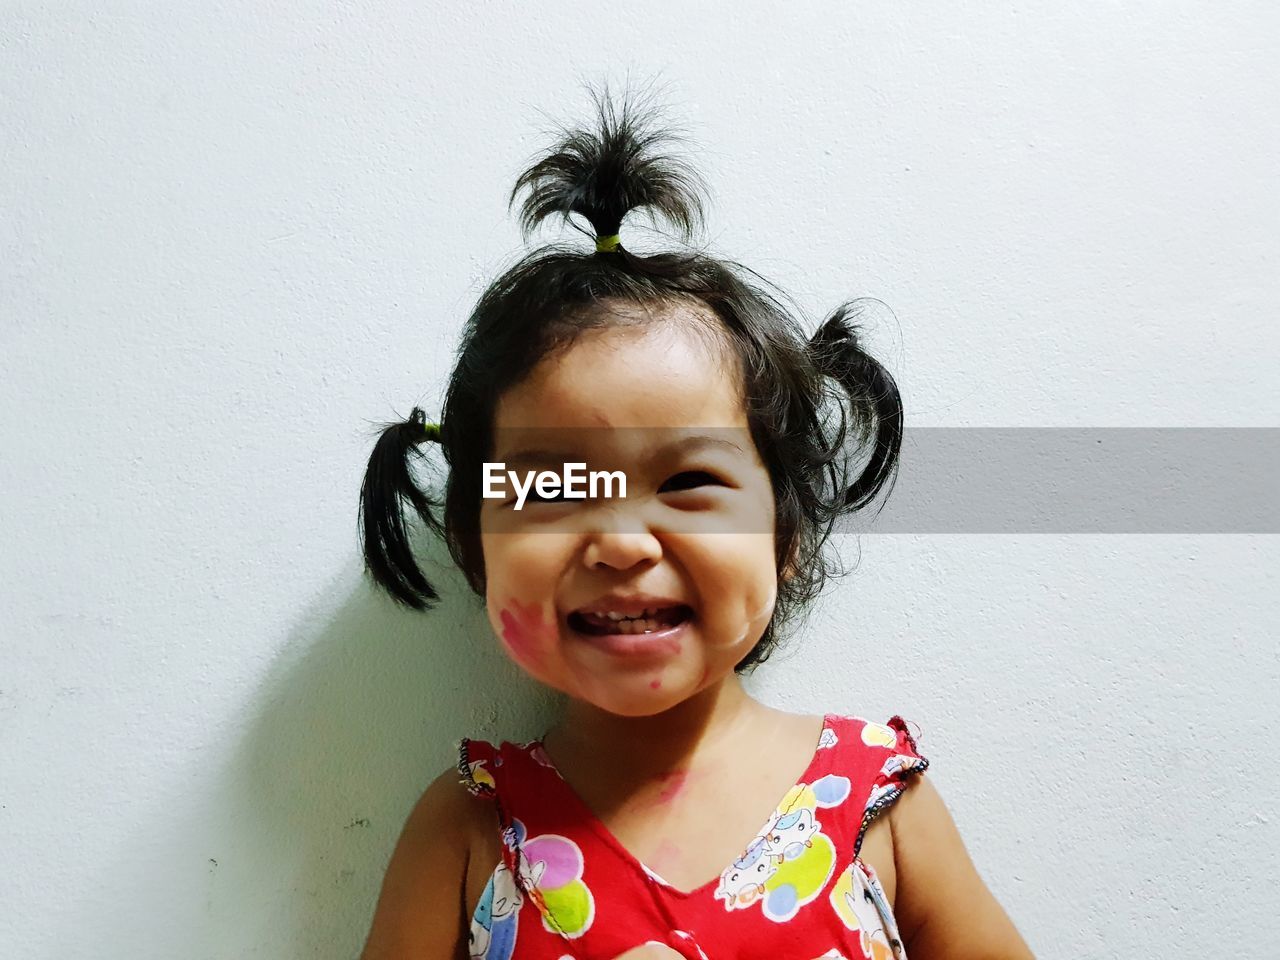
[
  {"xmin": 359, "ymin": 767, "xmax": 474, "ymax": 960},
  {"xmin": 890, "ymin": 774, "xmax": 1035, "ymax": 960}
]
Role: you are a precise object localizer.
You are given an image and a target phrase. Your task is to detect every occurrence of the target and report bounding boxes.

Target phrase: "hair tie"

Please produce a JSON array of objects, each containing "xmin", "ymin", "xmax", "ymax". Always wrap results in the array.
[
  {"xmin": 408, "ymin": 407, "xmax": 442, "ymax": 443},
  {"xmin": 595, "ymin": 233, "xmax": 621, "ymax": 253}
]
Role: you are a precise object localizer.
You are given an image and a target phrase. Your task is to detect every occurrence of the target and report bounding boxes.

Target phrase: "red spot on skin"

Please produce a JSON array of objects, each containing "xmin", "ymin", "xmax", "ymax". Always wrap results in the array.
[
  {"xmin": 649, "ymin": 678, "xmax": 662, "ymax": 689},
  {"xmin": 650, "ymin": 838, "xmax": 684, "ymax": 874},
  {"xmin": 499, "ymin": 597, "xmax": 548, "ymax": 670},
  {"xmin": 653, "ymin": 769, "xmax": 690, "ymax": 805}
]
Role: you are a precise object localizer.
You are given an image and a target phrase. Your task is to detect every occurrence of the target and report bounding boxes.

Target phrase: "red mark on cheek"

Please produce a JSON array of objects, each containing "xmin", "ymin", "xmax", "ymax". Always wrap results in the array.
[
  {"xmin": 649, "ymin": 678, "xmax": 662, "ymax": 689},
  {"xmin": 498, "ymin": 598, "xmax": 549, "ymax": 670}
]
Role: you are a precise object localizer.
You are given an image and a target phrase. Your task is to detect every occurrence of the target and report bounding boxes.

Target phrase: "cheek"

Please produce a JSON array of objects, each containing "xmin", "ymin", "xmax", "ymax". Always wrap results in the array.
[
  {"xmin": 493, "ymin": 596, "xmax": 555, "ymax": 671},
  {"xmin": 691, "ymin": 534, "xmax": 778, "ymax": 603},
  {"xmin": 481, "ymin": 532, "xmax": 577, "ymax": 673},
  {"xmin": 743, "ymin": 566, "xmax": 779, "ymax": 643},
  {"xmin": 753, "ymin": 568, "xmax": 779, "ymax": 618},
  {"xmin": 730, "ymin": 536, "xmax": 782, "ymax": 642}
]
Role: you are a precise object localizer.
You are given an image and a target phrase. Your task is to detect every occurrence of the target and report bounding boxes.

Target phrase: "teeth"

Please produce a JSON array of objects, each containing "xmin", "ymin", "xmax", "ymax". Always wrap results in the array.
[
  {"xmin": 614, "ymin": 617, "xmax": 660, "ymax": 634},
  {"xmin": 616, "ymin": 619, "xmax": 660, "ymax": 634},
  {"xmin": 594, "ymin": 609, "xmax": 661, "ymax": 621},
  {"xmin": 576, "ymin": 605, "xmax": 687, "ymax": 635}
]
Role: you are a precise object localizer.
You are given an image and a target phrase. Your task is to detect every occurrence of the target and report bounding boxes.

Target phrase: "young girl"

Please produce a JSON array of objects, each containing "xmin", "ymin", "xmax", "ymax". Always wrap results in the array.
[{"xmin": 356, "ymin": 89, "xmax": 1034, "ymax": 960}]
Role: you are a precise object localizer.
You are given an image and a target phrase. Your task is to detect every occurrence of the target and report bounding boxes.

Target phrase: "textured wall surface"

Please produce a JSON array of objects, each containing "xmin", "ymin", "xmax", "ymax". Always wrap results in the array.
[{"xmin": 3, "ymin": 3, "xmax": 1277, "ymax": 958}]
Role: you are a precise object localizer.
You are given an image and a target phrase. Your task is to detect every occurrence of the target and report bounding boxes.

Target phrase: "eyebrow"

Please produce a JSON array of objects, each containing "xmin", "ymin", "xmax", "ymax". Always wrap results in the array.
[{"xmin": 496, "ymin": 434, "xmax": 747, "ymax": 472}]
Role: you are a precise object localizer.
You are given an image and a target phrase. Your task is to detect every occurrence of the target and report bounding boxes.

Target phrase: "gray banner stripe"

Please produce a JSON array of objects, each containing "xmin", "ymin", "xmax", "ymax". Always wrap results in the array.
[
  {"xmin": 843, "ymin": 428, "xmax": 1280, "ymax": 534},
  {"xmin": 470, "ymin": 427, "xmax": 1280, "ymax": 533}
]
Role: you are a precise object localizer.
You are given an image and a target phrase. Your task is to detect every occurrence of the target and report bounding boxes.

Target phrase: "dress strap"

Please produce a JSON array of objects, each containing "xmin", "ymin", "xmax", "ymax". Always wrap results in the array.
[
  {"xmin": 458, "ymin": 735, "xmax": 628, "ymax": 944},
  {"xmin": 456, "ymin": 738, "xmax": 534, "ymax": 907},
  {"xmin": 852, "ymin": 715, "xmax": 930, "ymax": 856}
]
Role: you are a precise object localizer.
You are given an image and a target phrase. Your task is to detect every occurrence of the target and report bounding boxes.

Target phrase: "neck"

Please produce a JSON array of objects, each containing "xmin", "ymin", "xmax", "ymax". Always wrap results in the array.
[{"xmin": 542, "ymin": 674, "xmax": 771, "ymax": 774}]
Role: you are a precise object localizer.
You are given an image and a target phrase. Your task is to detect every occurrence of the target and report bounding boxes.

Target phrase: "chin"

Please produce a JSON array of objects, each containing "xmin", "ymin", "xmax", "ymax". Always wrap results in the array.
[
  {"xmin": 579, "ymin": 682, "xmax": 684, "ymax": 719},
  {"xmin": 588, "ymin": 696, "xmax": 675, "ymax": 716}
]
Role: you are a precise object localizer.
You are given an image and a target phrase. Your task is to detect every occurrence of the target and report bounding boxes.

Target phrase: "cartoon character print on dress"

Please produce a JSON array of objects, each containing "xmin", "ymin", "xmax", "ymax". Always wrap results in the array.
[
  {"xmin": 858, "ymin": 858, "xmax": 906, "ymax": 959},
  {"xmin": 459, "ymin": 714, "xmax": 928, "ymax": 958},
  {"xmin": 766, "ymin": 806, "xmax": 817, "ymax": 860},
  {"xmin": 859, "ymin": 721, "xmax": 899, "ymax": 749},
  {"xmin": 715, "ymin": 837, "xmax": 774, "ymax": 909},
  {"xmin": 469, "ymin": 862, "xmax": 524, "ymax": 960},
  {"xmin": 507, "ymin": 817, "xmax": 596, "ymax": 939},
  {"xmin": 712, "ymin": 772, "xmax": 852, "ymax": 922},
  {"xmin": 829, "ymin": 858, "xmax": 903, "ymax": 960},
  {"xmin": 466, "ymin": 756, "xmax": 498, "ymax": 793}
]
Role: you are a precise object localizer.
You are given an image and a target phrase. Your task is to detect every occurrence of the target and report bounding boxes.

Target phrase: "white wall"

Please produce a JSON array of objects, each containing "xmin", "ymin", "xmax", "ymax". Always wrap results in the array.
[{"xmin": 3, "ymin": 3, "xmax": 1277, "ymax": 958}]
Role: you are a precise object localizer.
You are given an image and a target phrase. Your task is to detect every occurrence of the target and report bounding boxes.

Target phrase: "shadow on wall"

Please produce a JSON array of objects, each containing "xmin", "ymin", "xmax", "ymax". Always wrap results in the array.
[
  {"xmin": 236, "ymin": 532, "xmax": 562, "ymax": 957},
  {"xmin": 46, "ymin": 530, "xmax": 559, "ymax": 959}
]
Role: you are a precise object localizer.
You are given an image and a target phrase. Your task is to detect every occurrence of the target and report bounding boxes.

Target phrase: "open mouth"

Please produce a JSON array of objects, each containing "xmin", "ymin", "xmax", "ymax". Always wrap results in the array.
[{"xmin": 567, "ymin": 605, "xmax": 694, "ymax": 636}]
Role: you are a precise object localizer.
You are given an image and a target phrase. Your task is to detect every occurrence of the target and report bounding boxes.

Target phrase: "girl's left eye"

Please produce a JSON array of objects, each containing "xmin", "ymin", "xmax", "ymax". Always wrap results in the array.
[
  {"xmin": 659, "ymin": 470, "xmax": 722, "ymax": 492},
  {"xmin": 523, "ymin": 490, "xmax": 568, "ymax": 504}
]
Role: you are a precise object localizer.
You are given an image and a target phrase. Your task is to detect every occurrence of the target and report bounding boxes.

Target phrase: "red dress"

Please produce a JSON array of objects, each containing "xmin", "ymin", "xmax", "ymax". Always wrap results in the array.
[{"xmin": 457, "ymin": 713, "xmax": 929, "ymax": 960}]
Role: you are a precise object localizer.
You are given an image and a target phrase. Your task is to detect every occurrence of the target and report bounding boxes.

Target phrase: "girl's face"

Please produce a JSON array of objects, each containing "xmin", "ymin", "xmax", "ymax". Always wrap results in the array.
[{"xmin": 479, "ymin": 311, "xmax": 779, "ymax": 717}]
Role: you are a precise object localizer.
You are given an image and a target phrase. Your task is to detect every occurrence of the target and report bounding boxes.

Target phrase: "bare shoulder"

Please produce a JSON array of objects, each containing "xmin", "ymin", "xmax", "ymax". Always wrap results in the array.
[
  {"xmin": 888, "ymin": 773, "xmax": 1036, "ymax": 960},
  {"xmin": 359, "ymin": 764, "xmax": 488, "ymax": 960}
]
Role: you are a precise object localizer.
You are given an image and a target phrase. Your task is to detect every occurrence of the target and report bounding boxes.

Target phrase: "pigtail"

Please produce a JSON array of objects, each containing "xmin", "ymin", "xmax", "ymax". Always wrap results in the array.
[
  {"xmin": 808, "ymin": 302, "xmax": 904, "ymax": 513},
  {"xmin": 358, "ymin": 408, "xmax": 446, "ymax": 610},
  {"xmin": 509, "ymin": 82, "xmax": 709, "ymax": 258}
]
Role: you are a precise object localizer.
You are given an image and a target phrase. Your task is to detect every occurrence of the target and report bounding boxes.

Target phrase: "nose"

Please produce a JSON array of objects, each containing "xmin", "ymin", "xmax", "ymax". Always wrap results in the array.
[{"xmin": 581, "ymin": 514, "xmax": 663, "ymax": 571}]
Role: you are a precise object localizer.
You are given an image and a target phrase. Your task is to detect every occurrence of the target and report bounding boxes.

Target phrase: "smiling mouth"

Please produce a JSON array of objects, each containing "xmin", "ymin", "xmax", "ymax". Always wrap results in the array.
[{"xmin": 567, "ymin": 605, "xmax": 694, "ymax": 636}]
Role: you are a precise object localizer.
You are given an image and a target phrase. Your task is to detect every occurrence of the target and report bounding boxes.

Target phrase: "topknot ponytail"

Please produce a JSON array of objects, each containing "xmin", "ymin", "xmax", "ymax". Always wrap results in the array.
[{"xmin": 509, "ymin": 84, "xmax": 709, "ymax": 253}]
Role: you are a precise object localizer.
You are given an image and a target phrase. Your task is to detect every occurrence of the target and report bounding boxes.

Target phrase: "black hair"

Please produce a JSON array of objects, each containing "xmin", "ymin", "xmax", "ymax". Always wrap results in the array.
[{"xmin": 359, "ymin": 83, "xmax": 902, "ymax": 674}]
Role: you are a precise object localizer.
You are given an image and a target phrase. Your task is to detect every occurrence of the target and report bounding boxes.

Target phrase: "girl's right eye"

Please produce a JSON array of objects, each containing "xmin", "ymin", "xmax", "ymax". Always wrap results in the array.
[{"xmin": 659, "ymin": 470, "xmax": 722, "ymax": 493}]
